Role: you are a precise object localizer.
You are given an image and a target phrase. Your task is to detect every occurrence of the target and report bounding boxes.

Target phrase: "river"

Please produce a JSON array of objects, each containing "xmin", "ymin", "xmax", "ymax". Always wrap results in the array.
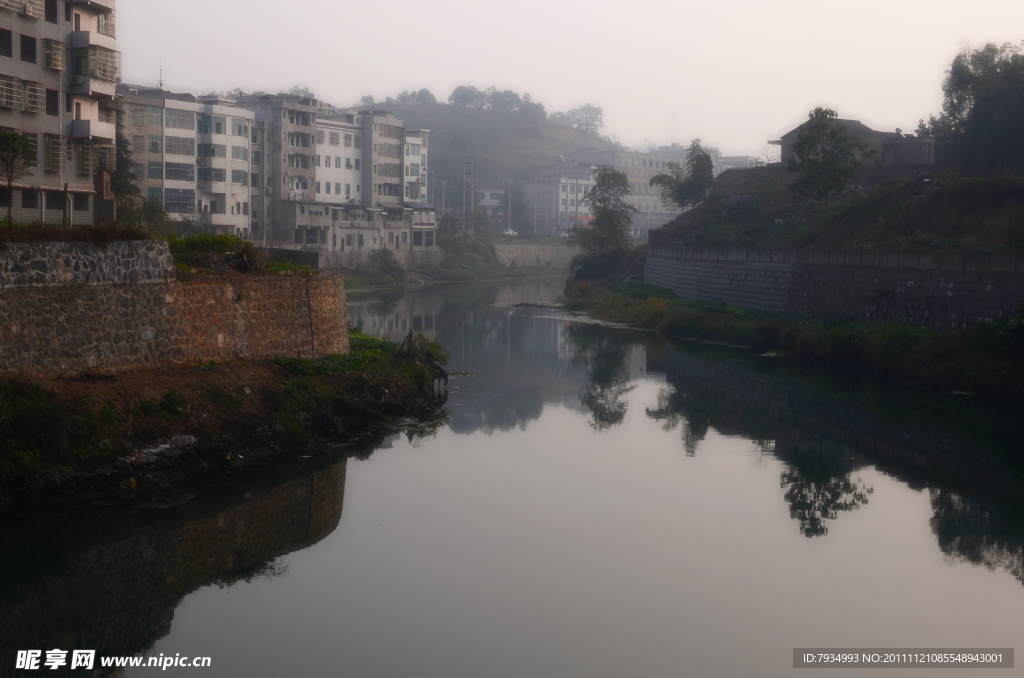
[{"xmin": 1, "ymin": 278, "xmax": 1022, "ymax": 677}]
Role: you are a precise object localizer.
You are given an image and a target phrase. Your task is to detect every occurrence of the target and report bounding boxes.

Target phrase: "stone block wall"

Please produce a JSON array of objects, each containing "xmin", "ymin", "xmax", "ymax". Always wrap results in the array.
[
  {"xmin": 644, "ymin": 245, "xmax": 1024, "ymax": 328},
  {"xmin": 492, "ymin": 244, "xmax": 578, "ymax": 268},
  {"xmin": 0, "ymin": 241, "xmax": 349, "ymax": 375}
]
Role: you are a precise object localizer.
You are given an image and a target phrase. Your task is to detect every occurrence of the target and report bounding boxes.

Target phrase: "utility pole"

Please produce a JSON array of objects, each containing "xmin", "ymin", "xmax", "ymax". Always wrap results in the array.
[{"xmin": 505, "ymin": 178, "xmax": 511, "ymax": 233}]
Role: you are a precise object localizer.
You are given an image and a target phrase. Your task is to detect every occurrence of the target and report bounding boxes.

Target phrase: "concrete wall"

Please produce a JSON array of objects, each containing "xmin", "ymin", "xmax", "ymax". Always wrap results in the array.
[
  {"xmin": 644, "ymin": 245, "xmax": 1024, "ymax": 328},
  {"xmin": 492, "ymin": 244, "xmax": 578, "ymax": 268},
  {"xmin": 319, "ymin": 247, "xmax": 444, "ymax": 270},
  {"xmin": 0, "ymin": 241, "xmax": 349, "ymax": 375}
]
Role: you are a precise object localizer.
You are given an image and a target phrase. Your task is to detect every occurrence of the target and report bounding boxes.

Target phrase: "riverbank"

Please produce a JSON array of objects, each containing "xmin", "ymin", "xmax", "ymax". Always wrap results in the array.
[
  {"xmin": 0, "ymin": 331, "xmax": 448, "ymax": 510},
  {"xmin": 565, "ymin": 281, "xmax": 1024, "ymax": 397}
]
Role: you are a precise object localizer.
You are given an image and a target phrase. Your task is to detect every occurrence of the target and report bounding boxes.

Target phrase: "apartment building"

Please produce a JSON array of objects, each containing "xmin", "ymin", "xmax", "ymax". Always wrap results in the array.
[
  {"xmin": 119, "ymin": 86, "xmax": 254, "ymax": 235},
  {"xmin": 0, "ymin": 0, "xmax": 120, "ymax": 225},
  {"xmin": 522, "ymin": 160, "xmax": 597, "ymax": 235},
  {"xmin": 569, "ymin": 149, "xmax": 682, "ymax": 239},
  {"xmin": 239, "ymin": 95, "xmax": 438, "ymax": 264}
]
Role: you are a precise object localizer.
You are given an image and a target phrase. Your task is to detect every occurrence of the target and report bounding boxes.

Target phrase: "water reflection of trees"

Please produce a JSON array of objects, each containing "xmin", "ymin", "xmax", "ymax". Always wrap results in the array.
[
  {"xmin": 778, "ymin": 446, "xmax": 873, "ymax": 537},
  {"xmin": 567, "ymin": 323, "xmax": 636, "ymax": 431},
  {"xmin": 930, "ymin": 489, "xmax": 1024, "ymax": 586},
  {"xmin": 645, "ymin": 388, "xmax": 709, "ymax": 456}
]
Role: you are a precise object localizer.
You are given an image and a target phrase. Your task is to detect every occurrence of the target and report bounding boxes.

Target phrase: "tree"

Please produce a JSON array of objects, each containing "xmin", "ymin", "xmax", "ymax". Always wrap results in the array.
[
  {"xmin": 449, "ymin": 86, "xmax": 483, "ymax": 107},
  {"xmin": 359, "ymin": 95, "xmax": 375, "ymax": 106},
  {"xmin": 282, "ymin": 85, "xmax": 314, "ymax": 98},
  {"xmin": 0, "ymin": 131, "xmax": 33, "ymax": 226},
  {"xmin": 649, "ymin": 139, "xmax": 716, "ymax": 210},
  {"xmin": 557, "ymin": 104, "xmax": 604, "ymax": 133},
  {"xmin": 570, "ymin": 166, "xmax": 635, "ymax": 255},
  {"xmin": 786, "ymin": 107, "xmax": 872, "ymax": 208},
  {"xmin": 918, "ymin": 41, "xmax": 1024, "ymax": 173}
]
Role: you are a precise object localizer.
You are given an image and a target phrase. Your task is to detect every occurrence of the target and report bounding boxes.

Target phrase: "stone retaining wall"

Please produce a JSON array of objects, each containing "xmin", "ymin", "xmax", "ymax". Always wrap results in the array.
[
  {"xmin": 0, "ymin": 241, "xmax": 173, "ymax": 287},
  {"xmin": 492, "ymin": 244, "xmax": 578, "ymax": 268},
  {"xmin": 644, "ymin": 245, "xmax": 1024, "ymax": 328},
  {"xmin": 0, "ymin": 241, "xmax": 349, "ymax": 375}
]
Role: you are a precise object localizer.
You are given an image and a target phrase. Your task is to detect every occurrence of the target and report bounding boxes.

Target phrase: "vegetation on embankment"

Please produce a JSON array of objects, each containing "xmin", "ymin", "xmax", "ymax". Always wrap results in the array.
[
  {"xmin": 663, "ymin": 175, "xmax": 1024, "ymax": 252},
  {"xmin": 0, "ymin": 331, "xmax": 449, "ymax": 505},
  {"xmin": 565, "ymin": 281, "xmax": 1024, "ymax": 396}
]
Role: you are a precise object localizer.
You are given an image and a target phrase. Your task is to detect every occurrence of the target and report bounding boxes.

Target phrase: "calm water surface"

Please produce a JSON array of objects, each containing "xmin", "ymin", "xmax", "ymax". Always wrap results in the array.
[{"xmin": 2, "ymin": 279, "xmax": 1023, "ymax": 677}]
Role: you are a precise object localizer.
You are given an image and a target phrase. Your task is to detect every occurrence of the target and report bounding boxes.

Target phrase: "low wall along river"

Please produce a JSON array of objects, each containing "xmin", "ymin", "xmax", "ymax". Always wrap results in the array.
[
  {"xmin": 644, "ymin": 245, "xmax": 1024, "ymax": 328},
  {"xmin": 0, "ymin": 241, "xmax": 349, "ymax": 375}
]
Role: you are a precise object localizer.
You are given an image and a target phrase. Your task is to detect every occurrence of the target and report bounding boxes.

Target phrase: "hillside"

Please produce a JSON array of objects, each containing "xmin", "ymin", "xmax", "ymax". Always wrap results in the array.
[
  {"xmin": 651, "ymin": 172, "xmax": 1024, "ymax": 252},
  {"xmin": 384, "ymin": 102, "xmax": 618, "ymax": 201}
]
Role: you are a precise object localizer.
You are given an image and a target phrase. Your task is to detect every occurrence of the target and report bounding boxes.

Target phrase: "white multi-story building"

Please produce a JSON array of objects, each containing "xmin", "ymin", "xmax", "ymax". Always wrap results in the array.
[
  {"xmin": 523, "ymin": 160, "xmax": 597, "ymax": 235},
  {"xmin": 120, "ymin": 86, "xmax": 254, "ymax": 235},
  {"xmin": 0, "ymin": 0, "xmax": 121, "ymax": 225}
]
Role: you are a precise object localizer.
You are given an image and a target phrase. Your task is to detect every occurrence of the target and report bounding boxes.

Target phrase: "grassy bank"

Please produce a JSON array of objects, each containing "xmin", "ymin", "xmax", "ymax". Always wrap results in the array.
[
  {"xmin": 0, "ymin": 331, "xmax": 449, "ymax": 505},
  {"xmin": 567, "ymin": 282, "xmax": 1024, "ymax": 396}
]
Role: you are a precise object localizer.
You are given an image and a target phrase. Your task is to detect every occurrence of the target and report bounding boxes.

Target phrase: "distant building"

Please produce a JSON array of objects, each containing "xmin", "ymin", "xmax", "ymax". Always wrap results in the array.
[
  {"xmin": 569, "ymin": 149, "xmax": 683, "ymax": 239},
  {"xmin": 119, "ymin": 87, "xmax": 254, "ymax": 235},
  {"xmin": 0, "ymin": 0, "xmax": 122, "ymax": 225},
  {"xmin": 474, "ymin": 181, "xmax": 505, "ymax": 225},
  {"xmin": 522, "ymin": 159, "xmax": 597, "ymax": 235},
  {"xmin": 770, "ymin": 118, "xmax": 935, "ymax": 166},
  {"xmin": 237, "ymin": 95, "xmax": 437, "ymax": 261}
]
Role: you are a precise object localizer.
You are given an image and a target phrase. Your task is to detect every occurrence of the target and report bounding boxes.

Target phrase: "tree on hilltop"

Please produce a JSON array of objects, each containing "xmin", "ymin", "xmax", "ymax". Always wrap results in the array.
[
  {"xmin": 917, "ymin": 41, "xmax": 1024, "ymax": 173},
  {"xmin": 787, "ymin": 107, "xmax": 872, "ymax": 208}
]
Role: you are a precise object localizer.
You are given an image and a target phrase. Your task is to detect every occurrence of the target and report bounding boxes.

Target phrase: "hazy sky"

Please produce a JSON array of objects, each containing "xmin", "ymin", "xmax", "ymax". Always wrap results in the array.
[{"xmin": 120, "ymin": 0, "xmax": 1023, "ymax": 155}]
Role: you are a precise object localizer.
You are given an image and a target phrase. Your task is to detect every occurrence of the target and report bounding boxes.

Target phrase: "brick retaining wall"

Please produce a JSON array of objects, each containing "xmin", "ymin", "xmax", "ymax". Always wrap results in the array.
[
  {"xmin": 0, "ymin": 241, "xmax": 349, "ymax": 375},
  {"xmin": 492, "ymin": 244, "xmax": 578, "ymax": 268},
  {"xmin": 644, "ymin": 245, "xmax": 1024, "ymax": 328}
]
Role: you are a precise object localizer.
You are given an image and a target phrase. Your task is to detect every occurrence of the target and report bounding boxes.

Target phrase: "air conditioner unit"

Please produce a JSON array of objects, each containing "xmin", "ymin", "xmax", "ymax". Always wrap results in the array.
[
  {"xmin": 70, "ymin": 76, "xmax": 85, "ymax": 86},
  {"xmin": 197, "ymin": 181, "xmax": 204, "ymax": 188},
  {"xmin": 265, "ymin": 187, "xmax": 272, "ymax": 194},
  {"xmin": 196, "ymin": 158, "xmax": 205, "ymax": 166}
]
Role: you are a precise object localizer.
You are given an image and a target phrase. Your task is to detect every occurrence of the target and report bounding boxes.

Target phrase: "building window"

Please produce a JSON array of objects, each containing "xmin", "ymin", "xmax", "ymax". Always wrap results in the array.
[
  {"xmin": 315, "ymin": 181, "xmax": 320, "ymax": 193},
  {"xmin": 345, "ymin": 183, "xmax": 350, "ymax": 196},
  {"xmin": 231, "ymin": 146, "xmax": 248, "ymax": 161},
  {"xmin": 354, "ymin": 159, "xmax": 360, "ymax": 170},
  {"xmin": 148, "ymin": 135, "xmax": 161, "ymax": 154},
  {"xmin": 147, "ymin": 187, "xmax": 162, "ymax": 201},
  {"xmin": 231, "ymin": 170, "xmax": 247, "ymax": 184},
  {"xmin": 164, "ymin": 188, "xmax": 195, "ymax": 214},
  {"xmin": 330, "ymin": 132, "xmax": 340, "ymax": 145},
  {"xmin": 165, "ymin": 162, "xmax": 195, "ymax": 182},
  {"xmin": 198, "ymin": 167, "xmax": 226, "ymax": 183},
  {"xmin": 413, "ymin": 231, "xmax": 423, "ymax": 246},
  {"xmin": 198, "ymin": 144, "xmax": 226, "ymax": 158},
  {"xmin": 0, "ymin": 29, "xmax": 11, "ymax": 59},
  {"xmin": 148, "ymin": 106, "xmax": 162, "ymax": 126},
  {"xmin": 165, "ymin": 136, "xmax": 195, "ymax": 156},
  {"xmin": 133, "ymin": 107, "xmax": 144, "ymax": 125},
  {"xmin": 324, "ymin": 182, "xmax": 330, "ymax": 194},
  {"xmin": 147, "ymin": 161, "xmax": 162, "ymax": 179},
  {"xmin": 22, "ymin": 189, "xmax": 36, "ymax": 209},
  {"xmin": 135, "ymin": 163, "xmax": 144, "ymax": 179},
  {"xmin": 316, "ymin": 130, "xmax": 324, "ymax": 144},
  {"xmin": 73, "ymin": 192, "xmax": 88, "ymax": 211},
  {"xmin": 336, "ymin": 183, "xmax": 341, "ymax": 194},
  {"xmin": 425, "ymin": 232, "xmax": 433, "ymax": 247},
  {"xmin": 212, "ymin": 116, "xmax": 226, "ymax": 134},
  {"xmin": 344, "ymin": 134, "xmax": 352, "ymax": 147},
  {"xmin": 231, "ymin": 118, "xmax": 248, "ymax": 136},
  {"xmin": 345, "ymin": 157, "xmax": 352, "ymax": 169},
  {"xmin": 164, "ymin": 109, "xmax": 195, "ymax": 130}
]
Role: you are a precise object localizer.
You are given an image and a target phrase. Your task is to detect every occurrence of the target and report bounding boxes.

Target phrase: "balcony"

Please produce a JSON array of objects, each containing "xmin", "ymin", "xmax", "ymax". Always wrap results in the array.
[
  {"xmin": 70, "ymin": 30, "xmax": 116, "ymax": 53},
  {"xmin": 70, "ymin": 76, "xmax": 116, "ymax": 99},
  {"xmin": 71, "ymin": 46, "xmax": 121, "ymax": 83},
  {"xmin": 69, "ymin": 118, "xmax": 115, "ymax": 143},
  {"xmin": 97, "ymin": 13, "xmax": 115, "ymax": 37}
]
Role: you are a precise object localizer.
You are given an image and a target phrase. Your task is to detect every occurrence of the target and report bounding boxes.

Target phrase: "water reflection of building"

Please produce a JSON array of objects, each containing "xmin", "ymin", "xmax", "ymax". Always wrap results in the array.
[
  {"xmin": 348, "ymin": 292, "xmax": 443, "ymax": 343},
  {"xmin": 0, "ymin": 462, "xmax": 347, "ymax": 677}
]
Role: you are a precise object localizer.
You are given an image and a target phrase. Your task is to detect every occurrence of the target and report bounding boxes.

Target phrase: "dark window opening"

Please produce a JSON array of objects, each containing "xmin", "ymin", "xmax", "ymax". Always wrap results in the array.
[
  {"xmin": 22, "ymin": 189, "xmax": 37, "ymax": 209},
  {"xmin": 45, "ymin": 0, "xmax": 58, "ymax": 23},
  {"xmin": 20, "ymin": 35, "xmax": 36, "ymax": 64},
  {"xmin": 73, "ymin": 192, "xmax": 89, "ymax": 211},
  {"xmin": 65, "ymin": 91, "xmax": 72, "ymax": 113},
  {"xmin": 0, "ymin": 30, "xmax": 11, "ymax": 59},
  {"xmin": 413, "ymin": 231, "xmax": 423, "ymax": 246},
  {"xmin": 45, "ymin": 191, "xmax": 63, "ymax": 210},
  {"xmin": 45, "ymin": 89, "xmax": 58, "ymax": 116},
  {"xmin": 0, "ymin": 188, "xmax": 9, "ymax": 208}
]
